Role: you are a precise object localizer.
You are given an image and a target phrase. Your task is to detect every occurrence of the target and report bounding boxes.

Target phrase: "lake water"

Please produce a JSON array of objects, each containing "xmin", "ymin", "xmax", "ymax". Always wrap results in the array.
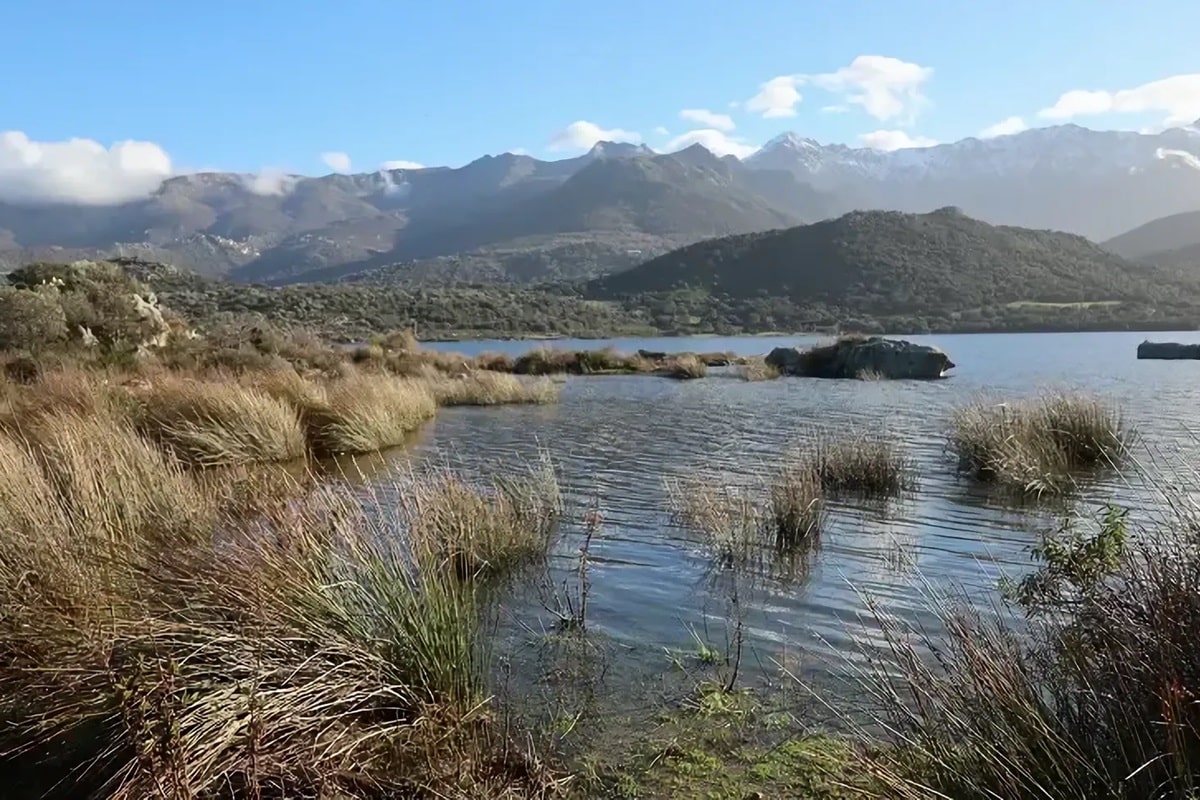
[{"xmin": 339, "ymin": 332, "xmax": 1200, "ymax": 728}]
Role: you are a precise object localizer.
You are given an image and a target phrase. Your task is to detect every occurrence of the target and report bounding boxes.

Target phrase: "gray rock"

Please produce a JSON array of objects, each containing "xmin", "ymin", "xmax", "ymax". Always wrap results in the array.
[
  {"xmin": 765, "ymin": 336, "xmax": 955, "ymax": 380},
  {"xmin": 1137, "ymin": 341, "xmax": 1200, "ymax": 359}
]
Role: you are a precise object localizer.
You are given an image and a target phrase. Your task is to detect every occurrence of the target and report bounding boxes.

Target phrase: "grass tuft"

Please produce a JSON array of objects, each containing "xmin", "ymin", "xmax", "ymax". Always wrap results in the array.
[
  {"xmin": 805, "ymin": 434, "xmax": 915, "ymax": 497},
  {"xmin": 132, "ymin": 376, "xmax": 307, "ymax": 467},
  {"xmin": 403, "ymin": 458, "xmax": 562, "ymax": 578},
  {"xmin": 950, "ymin": 393, "xmax": 1132, "ymax": 495},
  {"xmin": 770, "ymin": 464, "xmax": 825, "ymax": 548},
  {"xmin": 428, "ymin": 371, "xmax": 562, "ymax": 406},
  {"xmin": 299, "ymin": 374, "xmax": 437, "ymax": 455}
]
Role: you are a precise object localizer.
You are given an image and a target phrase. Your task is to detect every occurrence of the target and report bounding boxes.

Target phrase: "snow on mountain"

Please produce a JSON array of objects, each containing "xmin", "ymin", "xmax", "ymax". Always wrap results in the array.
[{"xmin": 744, "ymin": 123, "xmax": 1200, "ymax": 239}]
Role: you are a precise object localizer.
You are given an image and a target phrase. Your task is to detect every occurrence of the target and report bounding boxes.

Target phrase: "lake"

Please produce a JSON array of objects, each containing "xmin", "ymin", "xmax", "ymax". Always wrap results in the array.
[{"xmin": 335, "ymin": 331, "xmax": 1200, "ymax": 728}]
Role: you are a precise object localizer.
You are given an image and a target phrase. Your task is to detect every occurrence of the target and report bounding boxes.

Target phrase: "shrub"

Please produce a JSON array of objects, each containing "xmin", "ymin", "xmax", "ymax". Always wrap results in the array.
[
  {"xmin": 950, "ymin": 393, "xmax": 1131, "ymax": 495},
  {"xmin": 0, "ymin": 285, "xmax": 69, "ymax": 352}
]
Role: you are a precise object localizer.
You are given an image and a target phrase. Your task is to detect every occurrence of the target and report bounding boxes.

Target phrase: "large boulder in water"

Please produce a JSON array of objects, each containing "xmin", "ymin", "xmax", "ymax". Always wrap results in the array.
[
  {"xmin": 1136, "ymin": 341, "xmax": 1200, "ymax": 360},
  {"xmin": 765, "ymin": 336, "xmax": 955, "ymax": 380}
]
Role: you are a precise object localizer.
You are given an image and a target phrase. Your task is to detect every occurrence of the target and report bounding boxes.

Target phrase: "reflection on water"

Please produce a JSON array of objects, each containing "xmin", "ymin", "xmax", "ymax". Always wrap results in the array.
[{"xmin": 362, "ymin": 332, "xmax": 1200, "ymax": 710}]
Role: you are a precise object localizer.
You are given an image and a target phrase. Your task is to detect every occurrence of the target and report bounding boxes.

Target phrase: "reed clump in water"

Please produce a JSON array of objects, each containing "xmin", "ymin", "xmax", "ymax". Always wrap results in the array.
[
  {"xmin": 830, "ymin": 500, "xmax": 1200, "ymax": 800},
  {"xmin": 950, "ymin": 393, "xmax": 1131, "ymax": 495},
  {"xmin": 737, "ymin": 357, "xmax": 781, "ymax": 382},
  {"xmin": 770, "ymin": 463, "xmax": 825, "ymax": 548},
  {"xmin": 403, "ymin": 458, "xmax": 562, "ymax": 578},
  {"xmin": 804, "ymin": 433, "xmax": 916, "ymax": 498},
  {"xmin": 662, "ymin": 353, "xmax": 708, "ymax": 380}
]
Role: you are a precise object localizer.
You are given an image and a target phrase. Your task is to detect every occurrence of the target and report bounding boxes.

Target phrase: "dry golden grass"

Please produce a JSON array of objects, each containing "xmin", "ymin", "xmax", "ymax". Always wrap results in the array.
[
  {"xmin": 428, "ymin": 371, "xmax": 561, "ymax": 406},
  {"xmin": 131, "ymin": 376, "xmax": 307, "ymax": 467},
  {"xmin": 804, "ymin": 433, "xmax": 915, "ymax": 497},
  {"xmin": 299, "ymin": 374, "xmax": 437, "ymax": 455},
  {"xmin": 737, "ymin": 358, "xmax": 781, "ymax": 382},
  {"xmin": 0, "ymin": 412, "xmax": 557, "ymax": 797},
  {"xmin": 402, "ymin": 459, "xmax": 562, "ymax": 578},
  {"xmin": 770, "ymin": 463, "xmax": 825, "ymax": 548},
  {"xmin": 951, "ymin": 393, "xmax": 1132, "ymax": 495},
  {"xmin": 661, "ymin": 353, "xmax": 708, "ymax": 380}
]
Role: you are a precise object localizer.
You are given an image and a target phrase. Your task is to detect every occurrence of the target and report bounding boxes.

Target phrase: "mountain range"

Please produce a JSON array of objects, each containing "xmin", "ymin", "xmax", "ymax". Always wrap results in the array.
[{"xmin": 2, "ymin": 121, "xmax": 1200, "ymax": 285}]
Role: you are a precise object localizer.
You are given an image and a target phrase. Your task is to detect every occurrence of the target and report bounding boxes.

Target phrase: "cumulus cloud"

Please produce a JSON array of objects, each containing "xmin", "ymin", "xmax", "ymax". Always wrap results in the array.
[
  {"xmin": 0, "ymin": 130, "xmax": 172, "ymax": 205},
  {"xmin": 321, "ymin": 151, "xmax": 353, "ymax": 173},
  {"xmin": 381, "ymin": 159, "xmax": 424, "ymax": 170},
  {"xmin": 679, "ymin": 108, "xmax": 735, "ymax": 131},
  {"xmin": 858, "ymin": 130, "xmax": 938, "ymax": 151},
  {"xmin": 979, "ymin": 116, "xmax": 1028, "ymax": 138},
  {"xmin": 810, "ymin": 55, "xmax": 933, "ymax": 122},
  {"xmin": 652, "ymin": 126, "xmax": 670, "ymax": 137},
  {"xmin": 547, "ymin": 120, "xmax": 641, "ymax": 152},
  {"xmin": 1039, "ymin": 73, "xmax": 1200, "ymax": 127},
  {"xmin": 666, "ymin": 129, "xmax": 758, "ymax": 159},
  {"xmin": 746, "ymin": 76, "xmax": 803, "ymax": 118}
]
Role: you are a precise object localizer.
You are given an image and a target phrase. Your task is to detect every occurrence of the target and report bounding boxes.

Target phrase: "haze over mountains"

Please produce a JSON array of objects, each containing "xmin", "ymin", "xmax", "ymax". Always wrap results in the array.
[{"xmin": 3, "ymin": 121, "xmax": 1200, "ymax": 285}]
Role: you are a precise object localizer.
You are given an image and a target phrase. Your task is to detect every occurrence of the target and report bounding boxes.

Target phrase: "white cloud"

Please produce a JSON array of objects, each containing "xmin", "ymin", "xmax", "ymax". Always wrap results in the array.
[
  {"xmin": 979, "ymin": 116, "xmax": 1028, "ymax": 138},
  {"xmin": 321, "ymin": 151, "xmax": 352, "ymax": 173},
  {"xmin": 652, "ymin": 126, "xmax": 670, "ymax": 137},
  {"xmin": 0, "ymin": 130, "xmax": 172, "ymax": 205},
  {"xmin": 1039, "ymin": 74, "xmax": 1200, "ymax": 127},
  {"xmin": 381, "ymin": 159, "xmax": 424, "ymax": 170},
  {"xmin": 745, "ymin": 76, "xmax": 803, "ymax": 118},
  {"xmin": 679, "ymin": 108, "xmax": 735, "ymax": 132},
  {"xmin": 821, "ymin": 105, "xmax": 850, "ymax": 114},
  {"xmin": 242, "ymin": 168, "xmax": 299, "ymax": 196},
  {"xmin": 810, "ymin": 55, "xmax": 933, "ymax": 122},
  {"xmin": 666, "ymin": 129, "xmax": 758, "ymax": 159},
  {"xmin": 858, "ymin": 130, "xmax": 938, "ymax": 151},
  {"xmin": 547, "ymin": 120, "xmax": 640, "ymax": 152}
]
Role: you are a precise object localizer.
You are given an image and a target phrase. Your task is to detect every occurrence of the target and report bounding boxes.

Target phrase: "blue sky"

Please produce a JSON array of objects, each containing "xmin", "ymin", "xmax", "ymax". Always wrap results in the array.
[{"xmin": 3, "ymin": 0, "xmax": 1200, "ymax": 184}]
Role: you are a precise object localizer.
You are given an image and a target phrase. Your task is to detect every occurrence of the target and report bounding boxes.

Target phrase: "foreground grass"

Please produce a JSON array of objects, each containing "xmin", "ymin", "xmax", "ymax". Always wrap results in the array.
[
  {"xmin": 950, "ymin": 392, "xmax": 1132, "ymax": 494},
  {"xmin": 0, "ymin": 414, "xmax": 562, "ymax": 798},
  {"xmin": 830, "ymin": 503, "xmax": 1200, "ymax": 799}
]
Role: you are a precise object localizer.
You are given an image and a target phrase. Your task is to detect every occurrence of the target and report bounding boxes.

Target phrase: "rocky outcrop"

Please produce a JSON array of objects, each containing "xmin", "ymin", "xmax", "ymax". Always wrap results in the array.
[
  {"xmin": 765, "ymin": 336, "xmax": 955, "ymax": 380},
  {"xmin": 1136, "ymin": 341, "xmax": 1200, "ymax": 359}
]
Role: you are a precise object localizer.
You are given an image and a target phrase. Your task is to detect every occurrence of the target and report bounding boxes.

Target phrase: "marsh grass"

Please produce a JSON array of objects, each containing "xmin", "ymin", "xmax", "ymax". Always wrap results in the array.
[
  {"xmin": 770, "ymin": 464, "xmax": 825, "ymax": 548},
  {"xmin": 131, "ymin": 377, "xmax": 307, "ymax": 467},
  {"xmin": 662, "ymin": 354, "xmax": 708, "ymax": 380},
  {"xmin": 666, "ymin": 476, "xmax": 764, "ymax": 567},
  {"xmin": 0, "ymin": 417, "xmax": 557, "ymax": 797},
  {"xmin": 951, "ymin": 393, "xmax": 1132, "ymax": 495},
  {"xmin": 429, "ymin": 371, "xmax": 561, "ymax": 406},
  {"xmin": 804, "ymin": 434, "xmax": 916, "ymax": 498},
  {"xmin": 403, "ymin": 458, "xmax": 562, "ymax": 579},
  {"xmin": 299, "ymin": 374, "xmax": 437, "ymax": 455},
  {"xmin": 738, "ymin": 358, "xmax": 781, "ymax": 382},
  {"xmin": 805, "ymin": 498, "xmax": 1200, "ymax": 800}
]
